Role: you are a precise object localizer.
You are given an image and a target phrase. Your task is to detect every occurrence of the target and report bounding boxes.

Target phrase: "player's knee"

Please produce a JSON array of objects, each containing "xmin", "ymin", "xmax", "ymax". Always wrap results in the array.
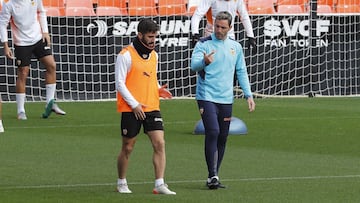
[
  {"xmin": 46, "ymin": 63, "xmax": 56, "ymax": 73},
  {"xmin": 17, "ymin": 67, "xmax": 29, "ymax": 78},
  {"xmin": 206, "ymin": 128, "xmax": 220, "ymax": 137},
  {"xmin": 122, "ymin": 145, "xmax": 133, "ymax": 155},
  {"xmin": 152, "ymin": 139, "xmax": 165, "ymax": 152},
  {"xmin": 122, "ymin": 142, "xmax": 135, "ymax": 155}
]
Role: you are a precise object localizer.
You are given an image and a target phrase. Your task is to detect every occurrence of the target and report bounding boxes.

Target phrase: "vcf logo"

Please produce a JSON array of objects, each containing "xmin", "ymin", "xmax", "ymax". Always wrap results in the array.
[{"xmin": 87, "ymin": 20, "xmax": 108, "ymax": 37}]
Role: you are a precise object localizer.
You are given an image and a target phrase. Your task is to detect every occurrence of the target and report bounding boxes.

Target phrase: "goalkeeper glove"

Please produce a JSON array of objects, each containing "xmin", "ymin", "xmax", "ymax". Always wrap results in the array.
[
  {"xmin": 247, "ymin": 37, "xmax": 257, "ymax": 54},
  {"xmin": 191, "ymin": 34, "xmax": 200, "ymax": 48}
]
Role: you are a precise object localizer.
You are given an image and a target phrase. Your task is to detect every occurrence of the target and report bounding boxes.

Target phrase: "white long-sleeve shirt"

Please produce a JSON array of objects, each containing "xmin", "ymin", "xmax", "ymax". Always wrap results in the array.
[
  {"xmin": 115, "ymin": 43, "xmax": 160, "ymax": 109},
  {"xmin": 0, "ymin": 0, "xmax": 48, "ymax": 46},
  {"xmin": 191, "ymin": 0, "xmax": 254, "ymax": 39}
]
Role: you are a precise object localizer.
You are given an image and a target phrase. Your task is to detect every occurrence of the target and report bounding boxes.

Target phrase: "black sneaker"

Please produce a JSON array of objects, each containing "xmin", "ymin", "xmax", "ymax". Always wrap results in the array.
[
  {"xmin": 218, "ymin": 182, "xmax": 226, "ymax": 189},
  {"xmin": 206, "ymin": 177, "xmax": 219, "ymax": 190}
]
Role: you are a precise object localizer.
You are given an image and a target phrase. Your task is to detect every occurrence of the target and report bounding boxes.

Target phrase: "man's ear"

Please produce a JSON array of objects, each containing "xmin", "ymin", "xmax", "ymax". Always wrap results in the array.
[{"xmin": 138, "ymin": 32, "xmax": 143, "ymax": 39}]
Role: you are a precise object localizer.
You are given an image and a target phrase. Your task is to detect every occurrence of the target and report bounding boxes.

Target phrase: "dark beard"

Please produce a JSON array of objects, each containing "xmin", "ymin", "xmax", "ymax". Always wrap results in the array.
[{"xmin": 132, "ymin": 37, "xmax": 153, "ymax": 59}]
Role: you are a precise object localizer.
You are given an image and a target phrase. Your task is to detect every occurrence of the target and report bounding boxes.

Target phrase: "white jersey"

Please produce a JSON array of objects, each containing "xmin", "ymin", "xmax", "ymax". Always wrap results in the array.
[
  {"xmin": 191, "ymin": 0, "xmax": 254, "ymax": 39},
  {"xmin": 0, "ymin": 0, "xmax": 48, "ymax": 46}
]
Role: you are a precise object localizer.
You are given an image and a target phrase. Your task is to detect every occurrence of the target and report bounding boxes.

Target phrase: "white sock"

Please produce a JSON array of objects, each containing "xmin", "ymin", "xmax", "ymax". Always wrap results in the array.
[
  {"xmin": 155, "ymin": 178, "xmax": 164, "ymax": 187},
  {"xmin": 46, "ymin": 83, "xmax": 56, "ymax": 104},
  {"xmin": 16, "ymin": 93, "xmax": 26, "ymax": 114},
  {"xmin": 0, "ymin": 120, "xmax": 3, "ymax": 132},
  {"xmin": 117, "ymin": 178, "xmax": 127, "ymax": 185}
]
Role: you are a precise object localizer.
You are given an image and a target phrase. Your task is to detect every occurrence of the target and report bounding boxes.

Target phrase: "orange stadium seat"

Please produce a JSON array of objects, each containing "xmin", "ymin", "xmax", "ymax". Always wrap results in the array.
[
  {"xmin": 66, "ymin": 0, "xmax": 94, "ymax": 8},
  {"xmin": 335, "ymin": 0, "xmax": 360, "ymax": 12},
  {"xmin": 45, "ymin": 6, "xmax": 63, "ymax": 16},
  {"xmin": 65, "ymin": 7, "xmax": 96, "ymax": 16},
  {"xmin": 97, "ymin": 0, "xmax": 128, "ymax": 15},
  {"xmin": 336, "ymin": 4, "xmax": 360, "ymax": 12},
  {"xmin": 336, "ymin": 0, "xmax": 360, "ymax": 4},
  {"xmin": 96, "ymin": 6, "xmax": 125, "ymax": 16},
  {"xmin": 276, "ymin": 0, "xmax": 308, "ymax": 6},
  {"xmin": 128, "ymin": 0, "xmax": 158, "ymax": 16},
  {"xmin": 248, "ymin": 0, "xmax": 276, "ymax": 14},
  {"xmin": 43, "ymin": 0, "xmax": 66, "ymax": 15},
  {"xmin": 276, "ymin": 0, "xmax": 308, "ymax": 11},
  {"xmin": 277, "ymin": 4, "xmax": 305, "ymax": 13},
  {"xmin": 158, "ymin": 0, "xmax": 187, "ymax": 15},
  {"xmin": 316, "ymin": 4, "xmax": 333, "ymax": 13},
  {"xmin": 43, "ymin": 0, "xmax": 66, "ymax": 7},
  {"xmin": 97, "ymin": 0, "xmax": 126, "ymax": 7},
  {"xmin": 317, "ymin": 0, "xmax": 337, "ymax": 7}
]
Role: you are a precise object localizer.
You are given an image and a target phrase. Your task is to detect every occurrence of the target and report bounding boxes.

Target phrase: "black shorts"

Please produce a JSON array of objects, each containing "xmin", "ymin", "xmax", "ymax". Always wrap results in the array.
[
  {"xmin": 14, "ymin": 39, "xmax": 52, "ymax": 67},
  {"xmin": 121, "ymin": 111, "xmax": 164, "ymax": 138}
]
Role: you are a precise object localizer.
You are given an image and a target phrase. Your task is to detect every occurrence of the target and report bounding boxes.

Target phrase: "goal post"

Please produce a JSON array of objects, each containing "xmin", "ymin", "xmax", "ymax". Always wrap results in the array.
[{"xmin": 1, "ymin": 1, "xmax": 360, "ymax": 102}]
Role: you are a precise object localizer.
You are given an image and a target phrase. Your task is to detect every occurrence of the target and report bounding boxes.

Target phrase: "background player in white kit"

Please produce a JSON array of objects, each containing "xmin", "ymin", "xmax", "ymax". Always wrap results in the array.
[
  {"xmin": 191, "ymin": 0, "xmax": 257, "ymax": 53},
  {"xmin": 0, "ymin": 0, "xmax": 65, "ymax": 120}
]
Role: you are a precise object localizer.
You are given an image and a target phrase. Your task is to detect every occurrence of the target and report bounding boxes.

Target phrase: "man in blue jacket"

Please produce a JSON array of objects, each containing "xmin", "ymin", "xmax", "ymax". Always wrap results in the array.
[{"xmin": 191, "ymin": 11, "xmax": 256, "ymax": 190}]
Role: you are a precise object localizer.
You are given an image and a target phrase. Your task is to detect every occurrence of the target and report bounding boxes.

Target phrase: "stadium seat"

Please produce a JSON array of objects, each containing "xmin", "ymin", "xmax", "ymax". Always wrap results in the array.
[
  {"xmin": 316, "ymin": 4, "xmax": 333, "ymax": 13},
  {"xmin": 276, "ymin": 0, "xmax": 308, "ymax": 6},
  {"xmin": 128, "ymin": 0, "xmax": 158, "ymax": 16},
  {"xmin": 158, "ymin": 0, "xmax": 187, "ymax": 16},
  {"xmin": 248, "ymin": 0, "xmax": 276, "ymax": 14},
  {"xmin": 336, "ymin": 0, "xmax": 360, "ymax": 4},
  {"xmin": 65, "ymin": 7, "xmax": 96, "ymax": 16},
  {"xmin": 317, "ymin": 0, "xmax": 337, "ymax": 7},
  {"xmin": 276, "ymin": 0, "xmax": 308, "ymax": 11},
  {"xmin": 45, "ymin": 6, "xmax": 63, "ymax": 16},
  {"xmin": 97, "ymin": 0, "xmax": 127, "ymax": 8},
  {"xmin": 43, "ymin": 0, "xmax": 66, "ymax": 15},
  {"xmin": 277, "ymin": 4, "xmax": 305, "ymax": 13},
  {"xmin": 66, "ymin": 0, "xmax": 94, "ymax": 9},
  {"xmin": 335, "ymin": 4, "xmax": 360, "ymax": 12},
  {"xmin": 96, "ymin": 6, "xmax": 125, "ymax": 16},
  {"xmin": 97, "ymin": 0, "xmax": 127, "ymax": 14},
  {"xmin": 43, "ymin": 0, "xmax": 66, "ymax": 7}
]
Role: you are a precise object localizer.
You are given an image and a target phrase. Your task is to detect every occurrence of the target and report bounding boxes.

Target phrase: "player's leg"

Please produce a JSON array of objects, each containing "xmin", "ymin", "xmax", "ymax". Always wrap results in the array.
[
  {"xmin": 145, "ymin": 111, "xmax": 175, "ymax": 195},
  {"xmin": 147, "ymin": 130, "xmax": 166, "ymax": 181},
  {"xmin": 117, "ymin": 136, "xmax": 136, "ymax": 193},
  {"xmin": 0, "ymin": 100, "xmax": 4, "ymax": 133},
  {"xmin": 15, "ymin": 66, "xmax": 30, "ymax": 120},
  {"xmin": 216, "ymin": 103, "xmax": 232, "ymax": 172},
  {"xmin": 197, "ymin": 100, "xmax": 221, "ymax": 189},
  {"xmin": 13, "ymin": 45, "xmax": 32, "ymax": 120},
  {"xmin": 35, "ymin": 40, "xmax": 65, "ymax": 117},
  {"xmin": 215, "ymin": 104, "xmax": 232, "ymax": 188},
  {"xmin": 116, "ymin": 112, "xmax": 140, "ymax": 193}
]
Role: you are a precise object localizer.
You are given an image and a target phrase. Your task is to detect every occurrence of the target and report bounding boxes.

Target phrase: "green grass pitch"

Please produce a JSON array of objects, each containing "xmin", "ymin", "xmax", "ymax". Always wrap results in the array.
[{"xmin": 1, "ymin": 98, "xmax": 360, "ymax": 202}]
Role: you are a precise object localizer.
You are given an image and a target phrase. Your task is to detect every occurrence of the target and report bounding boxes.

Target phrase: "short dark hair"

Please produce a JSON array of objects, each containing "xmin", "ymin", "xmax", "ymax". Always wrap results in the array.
[
  {"xmin": 137, "ymin": 18, "xmax": 159, "ymax": 34},
  {"xmin": 215, "ymin": 11, "xmax": 232, "ymax": 26}
]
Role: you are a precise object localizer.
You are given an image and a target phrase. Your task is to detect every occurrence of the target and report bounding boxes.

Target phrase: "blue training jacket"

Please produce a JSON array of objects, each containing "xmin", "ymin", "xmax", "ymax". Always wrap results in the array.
[{"xmin": 190, "ymin": 33, "xmax": 253, "ymax": 104}]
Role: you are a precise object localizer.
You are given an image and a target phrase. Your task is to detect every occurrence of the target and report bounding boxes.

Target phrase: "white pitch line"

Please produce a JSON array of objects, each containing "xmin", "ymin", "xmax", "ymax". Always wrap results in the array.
[
  {"xmin": 1, "ymin": 174, "xmax": 360, "ymax": 190},
  {"xmin": 5, "ymin": 121, "xmax": 198, "ymax": 130},
  {"xmin": 6, "ymin": 115, "xmax": 360, "ymax": 130}
]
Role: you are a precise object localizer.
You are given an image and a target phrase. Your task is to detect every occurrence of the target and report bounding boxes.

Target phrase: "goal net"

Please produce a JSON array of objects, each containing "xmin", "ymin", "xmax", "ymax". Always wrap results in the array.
[
  {"xmin": 242, "ymin": 0, "xmax": 360, "ymax": 98},
  {"xmin": 0, "ymin": 0, "xmax": 359, "ymax": 102}
]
